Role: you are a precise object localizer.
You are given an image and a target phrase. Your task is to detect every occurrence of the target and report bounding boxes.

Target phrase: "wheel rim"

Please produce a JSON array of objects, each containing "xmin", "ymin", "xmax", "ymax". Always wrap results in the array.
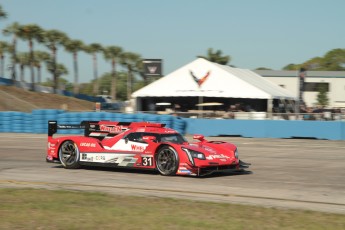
[
  {"xmin": 157, "ymin": 147, "xmax": 177, "ymax": 174},
  {"xmin": 60, "ymin": 141, "xmax": 78, "ymax": 166}
]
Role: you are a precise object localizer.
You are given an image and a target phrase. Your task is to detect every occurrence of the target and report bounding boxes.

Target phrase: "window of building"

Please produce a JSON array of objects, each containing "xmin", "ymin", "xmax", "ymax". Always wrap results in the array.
[{"xmin": 304, "ymin": 82, "xmax": 329, "ymax": 92}]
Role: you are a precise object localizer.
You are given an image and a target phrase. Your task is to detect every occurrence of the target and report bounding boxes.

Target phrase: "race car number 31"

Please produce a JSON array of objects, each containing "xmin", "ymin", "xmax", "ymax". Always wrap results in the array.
[{"xmin": 142, "ymin": 157, "xmax": 153, "ymax": 166}]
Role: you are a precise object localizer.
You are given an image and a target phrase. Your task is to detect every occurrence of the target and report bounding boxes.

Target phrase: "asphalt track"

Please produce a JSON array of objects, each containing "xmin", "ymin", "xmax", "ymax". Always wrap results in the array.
[{"xmin": 0, "ymin": 133, "xmax": 344, "ymax": 214}]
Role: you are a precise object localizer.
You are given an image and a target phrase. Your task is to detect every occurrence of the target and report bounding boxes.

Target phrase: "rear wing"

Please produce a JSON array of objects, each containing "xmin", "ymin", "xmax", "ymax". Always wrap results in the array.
[
  {"xmin": 48, "ymin": 120, "xmax": 166, "ymax": 137},
  {"xmin": 48, "ymin": 120, "xmax": 86, "ymax": 137}
]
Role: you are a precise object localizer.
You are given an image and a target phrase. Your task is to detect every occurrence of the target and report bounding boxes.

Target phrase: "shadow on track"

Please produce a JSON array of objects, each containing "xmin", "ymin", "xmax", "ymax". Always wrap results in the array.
[{"xmin": 52, "ymin": 165, "xmax": 252, "ymax": 178}]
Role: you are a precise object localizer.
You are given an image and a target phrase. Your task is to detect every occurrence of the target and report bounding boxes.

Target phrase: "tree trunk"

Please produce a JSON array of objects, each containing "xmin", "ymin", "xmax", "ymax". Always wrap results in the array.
[
  {"xmin": 111, "ymin": 58, "xmax": 116, "ymax": 101},
  {"xmin": 127, "ymin": 64, "xmax": 132, "ymax": 101},
  {"xmin": 29, "ymin": 40, "xmax": 35, "ymax": 91},
  {"xmin": 73, "ymin": 52, "xmax": 79, "ymax": 95},
  {"xmin": 92, "ymin": 53, "xmax": 99, "ymax": 95},
  {"xmin": 37, "ymin": 66, "xmax": 41, "ymax": 84},
  {"xmin": 0, "ymin": 54, "xmax": 4, "ymax": 77},
  {"xmin": 20, "ymin": 64, "xmax": 24, "ymax": 82},
  {"xmin": 51, "ymin": 47, "xmax": 59, "ymax": 93},
  {"xmin": 52, "ymin": 48, "xmax": 57, "ymax": 94},
  {"xmin": 11, "ymin": 35, "xmax": 17, "ymax": 82}
]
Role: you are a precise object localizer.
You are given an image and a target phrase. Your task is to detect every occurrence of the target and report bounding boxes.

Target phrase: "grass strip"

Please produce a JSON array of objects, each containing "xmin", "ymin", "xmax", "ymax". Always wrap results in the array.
[{"xmin": 0, "ymin": 188, "xmax": 344, "ymax": 230}]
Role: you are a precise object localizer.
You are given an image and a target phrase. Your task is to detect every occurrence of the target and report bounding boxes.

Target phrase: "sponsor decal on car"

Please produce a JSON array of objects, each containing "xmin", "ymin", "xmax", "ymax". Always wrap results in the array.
[
  {"xmin": 206, "ymin": 154, "xmax": 230, "ymax": 160},
  {"xmin": 48, "ymin": 142, "xmax": 56, "ymax": 150},
  {"xmin": 80, "ymin": 142, "xmax": 96, "ymax": 147},
  {"xmin": 164, "ymin": 130, "xmax": 176, "ymax": 133},
  {"xmin": 203, "ymin": 146, "xmax": 216, "ymax": 154},
  {"xmin": 104, "ymin": 139, "xmax": 148, "ymax": 152},
  {"xmin": 131, "ymin": 144, "xmax": 145, "ymax": 152},
  {"xmin": 178, "ymin": 170, "xmax": 191, "ymax": 174},
  {"xmin": 100, "ymin": 125, "xmax": 125, "ymax": 133},
  {"xmin": 80, "ymin": 153, "xmax": 137, "ymax": 166}
]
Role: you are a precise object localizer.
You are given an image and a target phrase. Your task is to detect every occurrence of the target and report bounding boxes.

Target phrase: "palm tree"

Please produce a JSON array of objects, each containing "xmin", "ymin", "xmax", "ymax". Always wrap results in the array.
[
  {"xmin": 133, "ymin": 59, "xmax": 148, "ymax": 84},
  {"xmin": 16, "ymin": 52, "xmax": 30, "ymax": 82},
  {"xmin": 17, "ymin": 24, "xmax": 44, "ymax": 91},
  {"xmin": 3, "ymin": 22, "xmax": 21, "ymax": 81},
  {"xmin": 46, "ymin": 62, "xmax": 68, "ymax": 90},
  {"xmin": 103, "ymin": 46, "xmax": 122, "ymax": 101},
  {"xmin": 198, "ymin": 48, "xmax": 231, "ymax": 65},
  {"xmin": 42, "ymin": 29, "xmax": 68, "ymax": 93},
  {"xmin": 33, "ymin": 51, "xmax": 50, "ymax": 83},
  {"xmin": 63, "ymin": 39, "xmax": 84, "ymax": 94},
  {"xmin": 84, "ymin": 43, "xmax": 103, "ymax": 95},
  {"xmin": 0, "ymin": 5, "xmax": 7, "ymax": 19},
  {"xmin": 120, "ymin": 51, "xmax": 141, "ymax": 101},
  {"xmin": 0, "ymin": 41, "xmax": 9, "ymax": 77}
]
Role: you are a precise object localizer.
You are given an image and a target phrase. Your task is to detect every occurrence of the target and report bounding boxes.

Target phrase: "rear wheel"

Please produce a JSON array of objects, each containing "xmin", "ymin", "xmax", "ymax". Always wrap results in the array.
[
  {"xmin": 59, "ymin": 140, "xmax": 81, "ymax": 169},
  {"xmin": 155, "ymin": 146, "xmax": 179, "ymax": 176}
]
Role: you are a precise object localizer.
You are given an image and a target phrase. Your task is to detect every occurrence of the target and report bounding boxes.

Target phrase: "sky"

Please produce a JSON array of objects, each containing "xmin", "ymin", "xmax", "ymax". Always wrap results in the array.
[{"xmin": 1, "ymin": 0, "xmax": 344, "ymax": 83}]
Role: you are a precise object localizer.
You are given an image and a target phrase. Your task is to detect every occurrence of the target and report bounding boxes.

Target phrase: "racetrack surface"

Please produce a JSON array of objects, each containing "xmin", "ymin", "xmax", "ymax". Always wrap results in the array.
[{"xmin": 0, "ymin": 133, "xmax": 344, "ymax": 214}]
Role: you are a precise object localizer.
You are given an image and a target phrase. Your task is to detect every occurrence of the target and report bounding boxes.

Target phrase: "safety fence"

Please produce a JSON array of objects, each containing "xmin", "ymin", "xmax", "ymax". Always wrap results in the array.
[{"xmin": 0, "ymin": 110, "xmax": 186, "ymax": 135}]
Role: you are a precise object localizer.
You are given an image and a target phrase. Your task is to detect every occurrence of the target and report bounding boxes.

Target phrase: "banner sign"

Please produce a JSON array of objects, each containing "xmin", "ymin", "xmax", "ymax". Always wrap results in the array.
[{"xmin": 143, "ymin": 59, "xmax": 162, "ymax": 76}]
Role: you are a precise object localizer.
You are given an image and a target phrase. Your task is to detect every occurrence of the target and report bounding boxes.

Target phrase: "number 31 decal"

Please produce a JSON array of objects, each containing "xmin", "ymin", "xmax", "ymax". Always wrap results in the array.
[{"xmin": 142, "ymin": 157, "xmax": 153, "ymax": 166}]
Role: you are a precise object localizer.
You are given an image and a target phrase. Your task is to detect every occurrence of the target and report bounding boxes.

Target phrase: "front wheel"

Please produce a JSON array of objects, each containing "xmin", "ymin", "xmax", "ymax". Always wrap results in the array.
[
  {"xmin": 155, "ymin": 146, "xmax": 179, "ymax": 176},
  {"xmin": 59, "ymin": 140, "xmax": 81, "ymax": 169}
]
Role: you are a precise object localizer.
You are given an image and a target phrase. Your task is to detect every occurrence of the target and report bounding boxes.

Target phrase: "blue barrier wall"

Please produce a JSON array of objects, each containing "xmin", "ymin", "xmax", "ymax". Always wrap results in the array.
[
  {"xmin": 0, "ymin": 110, "xmax": 344, "ymax": 140},
  {"xmin": 0, "ymin": 110, "xmax": 186, "ymax": 135},
  {"xmin": 185, "ymin": 118, "xmax": 345, "ymax": 140}
]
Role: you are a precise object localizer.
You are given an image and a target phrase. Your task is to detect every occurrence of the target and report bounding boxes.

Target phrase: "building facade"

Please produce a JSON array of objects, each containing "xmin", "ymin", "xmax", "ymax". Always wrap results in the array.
[{"xmin": 254, "ymin": 70, "xmax": 345, "ymax": 108}]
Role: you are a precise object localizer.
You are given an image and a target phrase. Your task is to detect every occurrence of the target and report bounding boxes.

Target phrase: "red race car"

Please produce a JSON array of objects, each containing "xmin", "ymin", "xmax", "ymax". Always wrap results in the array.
[{"xmin": 46, "ymin": 120, "xmax": 250, "ymax": 176}]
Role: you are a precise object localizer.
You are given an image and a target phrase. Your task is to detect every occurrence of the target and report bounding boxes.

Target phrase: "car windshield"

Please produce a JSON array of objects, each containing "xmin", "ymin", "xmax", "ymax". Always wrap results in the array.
[{"xmin": 159, "ymin": 133, "xmax": 188, "ymax": 144}]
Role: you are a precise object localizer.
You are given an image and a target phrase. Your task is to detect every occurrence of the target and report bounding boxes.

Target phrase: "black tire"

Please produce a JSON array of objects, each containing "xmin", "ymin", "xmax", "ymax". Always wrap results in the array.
[
  {"xmin": 155, "ymin": 146, "xmax": 179, "ymax": 176},
  {"xmin": 59, "ymin": 140, "xmax": 81, "ymax": 169}
]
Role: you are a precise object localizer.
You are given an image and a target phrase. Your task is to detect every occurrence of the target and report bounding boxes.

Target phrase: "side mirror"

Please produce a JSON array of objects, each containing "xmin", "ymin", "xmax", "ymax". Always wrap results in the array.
[
  {"xmin": 143, "ymin": 136, "xmax": 156, "ymax": 142},
  {"xmin": 193, "ymin": 134, "xmax": 205, "ymax": 142}
]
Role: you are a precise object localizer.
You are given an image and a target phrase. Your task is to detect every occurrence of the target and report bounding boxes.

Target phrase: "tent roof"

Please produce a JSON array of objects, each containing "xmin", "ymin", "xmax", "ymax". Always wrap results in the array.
[{"xmin": 132, "ymin": 58, "xmax": 296, "ymax": 100}]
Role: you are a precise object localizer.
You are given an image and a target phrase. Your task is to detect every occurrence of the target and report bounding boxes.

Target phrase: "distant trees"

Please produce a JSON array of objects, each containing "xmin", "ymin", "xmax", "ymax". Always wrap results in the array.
[
  {"xmin": 316, "ymin": 84, "xmax": 329, "ymax": 107},
  {"xmin": 33, "ymin": 51, "xmax": 50, "ymax": 83},
  {"xmin": 0, "ymin": 41, "xmax": 9, "ymax": 76},
  {"xmin": 42, "ymin": 29, "xmax": 68, "ymax": 93},
  {"xmin": 0, "ymin": 5, "xmax": 7, "ymax": 19},
  {"xmin": 3, "ymin": 22, "xmax": 21, "ymax": 81},
  {"xmin": 63, "ymin": 39, "xmax": 84, "ymax": 94},
  {"xmin": 17, "ymin": 24, "xmax": 44, "ymax": 90},
  {"xmin": 1, "ymin": 18, "xmax": 144, "ymax": 100},
  {"xmin": 103, "ymin": 46, "xmax": 122, "ymax": 101},
  {"xmin": 16, "ymin": 52, "xmax": 30, "ymax": 82},
  {"xmin": 120, "ymin": 52, "xmax": 141, "ymax": 100},
  {"xmin": 198, "ymin": 48, "xmax": 231, "ymax": 65},
  {"xmin": 283, "ymin": 49, "xmax": 345, "ymax": 71},
  {"xmin": 255, "ymin": 67, "xmax": 272, "ymax": 70},
  {"xmin": 84, "ymin": 43, "xmax": 103, "ymax": 95}
]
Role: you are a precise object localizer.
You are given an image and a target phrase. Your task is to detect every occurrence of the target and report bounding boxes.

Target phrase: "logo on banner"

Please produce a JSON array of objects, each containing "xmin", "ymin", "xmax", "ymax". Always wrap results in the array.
[
  {"xmin": 190, "ymin": 70, "xmax": 211, "ymax": 87},
  {"xmin": 143, "ymin": 59, "xmax": 162, "ymax": 76},
  {"xmin": 148, "ymin": 66, "xmax": 157, "ymax": 74}
]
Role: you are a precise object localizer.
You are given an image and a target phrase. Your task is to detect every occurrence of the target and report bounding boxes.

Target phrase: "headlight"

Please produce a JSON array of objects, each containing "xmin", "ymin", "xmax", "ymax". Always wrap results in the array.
[
  {"xmin": 234, "ymin": 148, "xmax": 239, "ymax": 159},
  {"xmin": 182, "ymin": 148, "xmax": 205, "ymax": 165}
]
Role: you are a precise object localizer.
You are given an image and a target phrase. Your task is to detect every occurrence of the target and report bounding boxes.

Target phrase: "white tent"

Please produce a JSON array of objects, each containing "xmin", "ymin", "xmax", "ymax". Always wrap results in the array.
[{"xmin": 132, "ymin": 58, "xmax": 296, "ymax": 112}]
